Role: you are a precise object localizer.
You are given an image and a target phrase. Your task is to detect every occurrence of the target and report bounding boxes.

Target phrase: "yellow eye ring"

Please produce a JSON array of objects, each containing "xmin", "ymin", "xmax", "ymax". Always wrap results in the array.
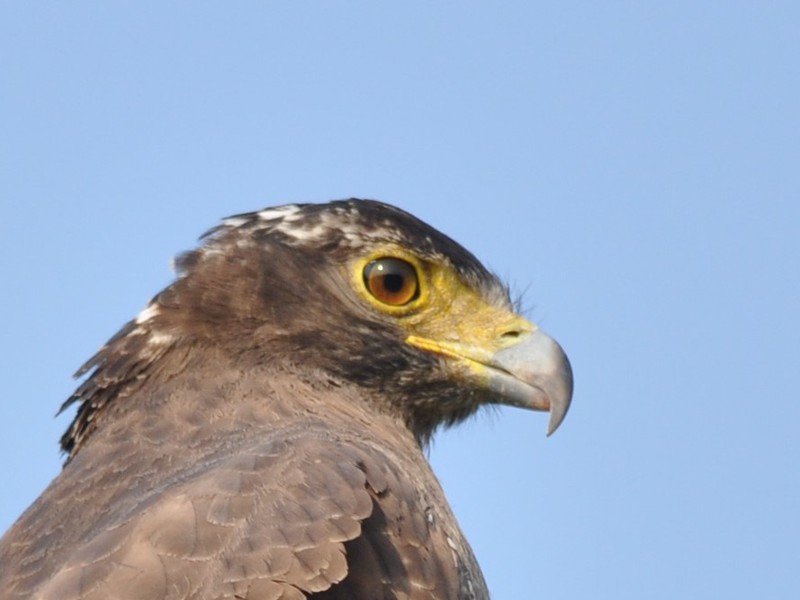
[{"xmin": 363, "ymin": 258, "xmax": 419, "ymax": 306}]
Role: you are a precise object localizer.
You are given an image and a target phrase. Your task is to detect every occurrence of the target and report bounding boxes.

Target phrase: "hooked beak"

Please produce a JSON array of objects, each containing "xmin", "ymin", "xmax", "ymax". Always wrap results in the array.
[
  {"xmin": 486, "ymin": 328, "xmax": 573, "ymax": 435},
  {"xmin": 407, "ymin": 327, "xmax": 573, "ymax": 435}
]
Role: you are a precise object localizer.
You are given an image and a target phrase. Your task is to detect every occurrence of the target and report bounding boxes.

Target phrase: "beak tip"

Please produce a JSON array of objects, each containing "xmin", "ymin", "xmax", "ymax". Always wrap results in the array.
[
  {"xmin": 546, "ymin": 411, "xmax": 566, "ymax": 436},
  {"xmin": 546, "ymin": 351, "xmax": 573, "ymax": 436}
]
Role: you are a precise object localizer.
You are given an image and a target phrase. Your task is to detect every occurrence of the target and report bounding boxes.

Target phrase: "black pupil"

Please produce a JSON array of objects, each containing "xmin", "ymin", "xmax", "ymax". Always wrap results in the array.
[{"xmin": 382, "ymin": 273, "xmax": 405, "ymax": 293}]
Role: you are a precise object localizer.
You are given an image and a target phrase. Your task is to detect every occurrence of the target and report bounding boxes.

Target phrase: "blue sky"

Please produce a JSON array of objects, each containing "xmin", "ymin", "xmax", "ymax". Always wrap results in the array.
[{"xmin": 1, "ymin": 3, "xmax": 798, "ymax": 598}]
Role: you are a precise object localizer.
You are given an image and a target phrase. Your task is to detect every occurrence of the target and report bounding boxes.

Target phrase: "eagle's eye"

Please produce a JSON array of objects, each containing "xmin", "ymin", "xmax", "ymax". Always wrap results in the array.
[{"xmin": 363, "ymin": 258, "xmax": 419, "ymax": 306}]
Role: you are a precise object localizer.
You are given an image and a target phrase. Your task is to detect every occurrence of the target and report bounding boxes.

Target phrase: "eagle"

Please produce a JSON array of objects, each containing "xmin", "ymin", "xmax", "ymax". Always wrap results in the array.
[{"xmin": 0, "ymin": 199, "xmax": 572, "ymax": 600}]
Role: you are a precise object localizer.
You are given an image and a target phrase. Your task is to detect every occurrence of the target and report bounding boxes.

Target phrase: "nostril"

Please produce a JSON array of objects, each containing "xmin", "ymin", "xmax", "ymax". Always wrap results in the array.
[{"xmin": 501, "ymin": 330, "xmax": 521, "ymax": 340}]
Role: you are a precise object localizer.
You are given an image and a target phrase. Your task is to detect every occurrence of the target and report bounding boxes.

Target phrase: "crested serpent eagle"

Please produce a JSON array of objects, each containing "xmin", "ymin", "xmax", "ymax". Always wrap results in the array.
[{"xmin": 0, "ymin": 199, "xmax": 573, "ymax": 600}]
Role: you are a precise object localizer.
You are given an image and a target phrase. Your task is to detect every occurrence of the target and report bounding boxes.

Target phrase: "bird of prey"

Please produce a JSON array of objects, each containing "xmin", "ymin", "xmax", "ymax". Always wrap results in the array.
[{"xmin": 0, "ymin": 199, "xmax": 572, "ymax": 600}]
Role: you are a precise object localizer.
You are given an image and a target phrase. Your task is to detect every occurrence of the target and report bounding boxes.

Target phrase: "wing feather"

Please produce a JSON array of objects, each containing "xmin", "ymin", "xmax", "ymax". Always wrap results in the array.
[{"xmin": 1, "ymin": 370, "xmax": 487, "ymax": 600}]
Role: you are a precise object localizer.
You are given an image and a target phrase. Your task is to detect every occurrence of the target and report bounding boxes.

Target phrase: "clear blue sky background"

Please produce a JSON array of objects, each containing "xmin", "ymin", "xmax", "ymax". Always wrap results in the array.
[{"xmin": 1, "ymin": 3, "xmax": 798, "ymax": 598}]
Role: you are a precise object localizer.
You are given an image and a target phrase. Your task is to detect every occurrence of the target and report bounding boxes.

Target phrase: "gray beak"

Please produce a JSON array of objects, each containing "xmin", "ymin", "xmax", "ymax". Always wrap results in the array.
[{"xmin": 487, "ymin": 328, "xmax": 573, "ymax": 435}]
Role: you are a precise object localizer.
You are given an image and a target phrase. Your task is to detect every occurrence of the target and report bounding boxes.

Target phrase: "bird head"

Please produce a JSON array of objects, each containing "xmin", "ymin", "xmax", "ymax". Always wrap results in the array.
[{"xmin": 61, "ymin": 199, "xmax": 572, "ymax": 453}]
